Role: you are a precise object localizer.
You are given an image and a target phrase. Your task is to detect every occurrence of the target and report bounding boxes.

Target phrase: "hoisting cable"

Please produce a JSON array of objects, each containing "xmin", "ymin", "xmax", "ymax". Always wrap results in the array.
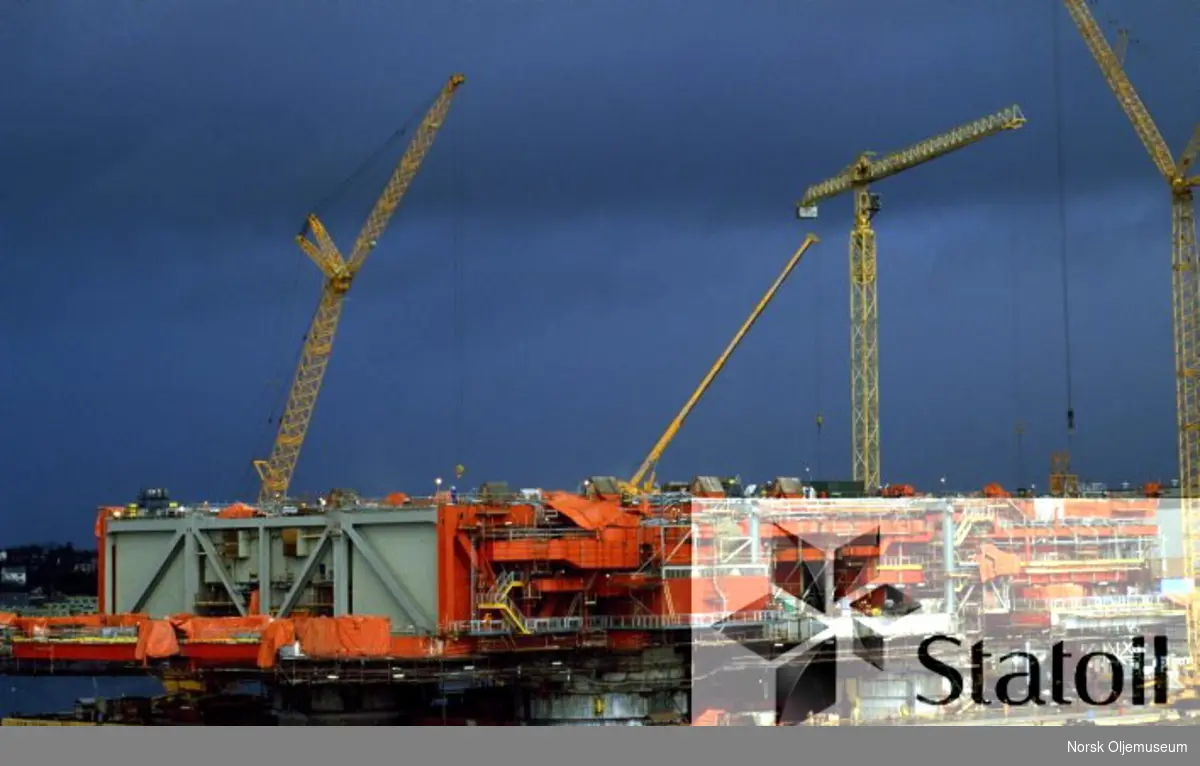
[
  {"xmin": 452, "ymin": 107, "xmax": 466, "ymax": 482},
  {"xmin": 248, "ymin": 85, "xmax": 442, "ymax": 494},
  {"xmin": 244, "ymin": 281, "xmax": 304, "ymax": 498},
  {"xmin": 304, "ymin": 87, "xmax": 441, "ymax": 225},
  {"xmin": 813, "ymin": 256, "xmax": 824, "ymax": 477},
  {"xmin": 1052, "ymin": 2, "xmax": 1077, "ymax": 446},
  {"xmin": 272, "ymin": 90, "xmax": 437, "ymax": 419},
  {"xmin": 1009, "ymin": 229, "xmax": 1026, "ymax": 488}
]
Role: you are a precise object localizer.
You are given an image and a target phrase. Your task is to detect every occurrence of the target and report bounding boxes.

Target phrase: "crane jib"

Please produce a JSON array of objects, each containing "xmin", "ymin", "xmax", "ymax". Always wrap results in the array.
[{"xmin": 254, "ymin": 74, "xmax": 466, "ymax": 504}]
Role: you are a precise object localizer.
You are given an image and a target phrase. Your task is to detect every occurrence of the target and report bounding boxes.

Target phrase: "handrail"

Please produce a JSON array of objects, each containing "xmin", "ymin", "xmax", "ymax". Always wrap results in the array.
[
  {"xmin": 1010, "ymin": 595, "xmax": 1175, "ymax": 613},
  {"xmin": 452, "ymin": 610, "xmax": 788, "ymax": 636}
]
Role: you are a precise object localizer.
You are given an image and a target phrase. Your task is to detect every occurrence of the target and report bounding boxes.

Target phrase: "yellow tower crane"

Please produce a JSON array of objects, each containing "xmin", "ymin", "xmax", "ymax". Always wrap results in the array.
[
  {"xmin": 254, "ymin": 73, "xmax": 466, "ymax": 503},
  {"xmin": 794, "ymin": 106, "xmax": 1027, "ymax": 493},
  {"xmin": 1060, "ymin": 0, "xmax": 1200, "ymax": 693},
  {"xmin": 626, "ymin": 234, "xmax": 821, "ymax": 493}
]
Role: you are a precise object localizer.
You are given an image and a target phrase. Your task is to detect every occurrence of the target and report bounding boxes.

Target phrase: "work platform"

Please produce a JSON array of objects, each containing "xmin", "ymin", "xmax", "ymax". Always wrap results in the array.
[{"xmin": 0, "ymin": 491, "xmax": 1190, "ymax": 725}]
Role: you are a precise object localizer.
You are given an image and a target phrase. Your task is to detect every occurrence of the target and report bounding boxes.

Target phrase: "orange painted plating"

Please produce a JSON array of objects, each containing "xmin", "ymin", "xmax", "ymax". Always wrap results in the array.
[{"xmin": 1, "ymin": 493, "xmax": 1167, "ymax": 669}]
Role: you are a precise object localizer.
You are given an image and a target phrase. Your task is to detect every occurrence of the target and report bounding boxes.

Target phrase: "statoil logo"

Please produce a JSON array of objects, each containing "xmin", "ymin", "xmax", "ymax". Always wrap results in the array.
[
  {"xmin": 916, "ymin": 635, "xmax": 1171, "ymax": 707},
  {"xmin": 709, "ymin": 526, "xmax": 919, "ymax": 725}
]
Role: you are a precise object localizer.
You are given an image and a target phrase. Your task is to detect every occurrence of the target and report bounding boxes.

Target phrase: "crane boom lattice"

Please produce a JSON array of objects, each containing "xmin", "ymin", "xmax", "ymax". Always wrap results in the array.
[
  {"xmin": 254, "ymin": 74, "xmax": 466, "ymax": 504},
  {"xmin": 628, "ymin": 234, "xmax": 820, "ymax": 491},
  {"xmin": 1062, "ymin": 0, "xmax": 1200, "ymax": 685}
]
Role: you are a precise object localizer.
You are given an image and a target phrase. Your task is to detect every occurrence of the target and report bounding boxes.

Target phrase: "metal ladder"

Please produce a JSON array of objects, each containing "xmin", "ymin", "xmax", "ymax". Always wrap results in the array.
[
  {"xmin": 478, "ymin": 571, "xmax": 530, "ymax": 635},
  {"xmin": 954, "ymin": 507, "xmax": 995, "ymax": 547}
]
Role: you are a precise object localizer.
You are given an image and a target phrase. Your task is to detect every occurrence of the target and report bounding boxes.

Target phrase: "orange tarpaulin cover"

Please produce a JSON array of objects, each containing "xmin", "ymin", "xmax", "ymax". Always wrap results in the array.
[
  {"xmin": 692, "ymin": 709, "xmax": 726, "ymax": 726},
  {"xmin": 982, "ymin": 483, "xmax": 1009, "ymax": 498},
  {"xmin": 135, "ymin": 620, "xmax": 180, "ymax": 661},
  {"xmin": 258, "ymin": 620, "xmax": 296, "ymax": 669},
  {"xmin": 1023, "ymin": 584, "xmax": 1086, "ymax": 600},
  {"xmin": 170, "ymin": 615, "xmax": 272, "ymax": 640},
  {"xmin": 541, "ymin": 491, "xmax": 641, "ymax": 529},
  {"xmin": 1, "ymin": 611, "xmax": 440, "ymax": 666},
  {"xmin": 977, "ymin": 543, "xmax": 1022, "ymax": 582},
  {"xmin": 218, "ymin": 503, "xmax": 258, "ymax": 519},
  {"xmin": 294, "ymin": 616, "xmax": 392, "ymax": 659},
  {"xmin": 336, "ymin": 616, "xmax": 392, "ymax": 657}
]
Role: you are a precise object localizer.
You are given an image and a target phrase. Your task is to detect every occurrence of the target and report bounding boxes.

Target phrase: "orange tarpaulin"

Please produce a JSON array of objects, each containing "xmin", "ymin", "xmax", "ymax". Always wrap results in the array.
[
  {"xmin": 135, "ymin": 620, "xmax": 180, "ymax": 661},
  {"xmin": 977, "ymin": 543, "xmax": 1022, "ymax": 582},
  {"xmin": 258, "ymin": 620, "xmax": 297, "ymax": 669},
  {"xmin": 294, "ymin": 616, "xmax": 392, "ymax": 659},
  {"xmin": 692, "ymin": 709, "xmax": 726, "ymax": 726},
  {"xmin": 336, "ymin": 616, "xmax": 392, "ymax": 657},
  {"xmin": 982, "ymin": 483, "xmax": 1009, "ymax": 498},
  {"xmin": 540, "ymin": 492, "xmax": 641, "ymax": 529},
  {"xmin": 170, "ymin": 615, "xmax": 272, "ymax": 641},
  {"xmin": 1023, "ymin": 584, "xmax": 1086, "ymax": 600},
  {"xmin": 1, "ymin": 611, "xmax": 437, "ymax": 666},
  {"xmin": 218, "ymin": 503, "xmax": 258, "ymax": 519}
]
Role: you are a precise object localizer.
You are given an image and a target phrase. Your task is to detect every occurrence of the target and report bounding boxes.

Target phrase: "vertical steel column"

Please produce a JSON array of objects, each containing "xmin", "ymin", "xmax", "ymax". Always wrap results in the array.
[
  {"xmin": 942, "ymin": 502, "xmax": 956, "ymax": 620},
  {"xmin": 258, "ymin": 527, "xmax": 272, "ymax": 615},
  {"xmin": 183, "ymin": 520, "xmax": 199, "ymax": 613}
]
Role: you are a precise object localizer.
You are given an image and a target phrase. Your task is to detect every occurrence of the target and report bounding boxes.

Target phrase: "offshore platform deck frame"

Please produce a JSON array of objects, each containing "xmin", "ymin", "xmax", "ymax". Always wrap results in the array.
[
  {"xmin": 101, "ymin": 508, "xmax": 439, "ymax": 631},
  {"xmin": 1, "ymin": 489, "xmax": 1189, "ymax": 725}
]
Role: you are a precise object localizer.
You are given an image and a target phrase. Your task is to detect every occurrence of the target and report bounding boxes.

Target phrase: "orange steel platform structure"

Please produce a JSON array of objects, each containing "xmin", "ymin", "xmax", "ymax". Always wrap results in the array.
[{"xmin": 0, "ymin": 481, "xmax": 1188, "ymax": 724}]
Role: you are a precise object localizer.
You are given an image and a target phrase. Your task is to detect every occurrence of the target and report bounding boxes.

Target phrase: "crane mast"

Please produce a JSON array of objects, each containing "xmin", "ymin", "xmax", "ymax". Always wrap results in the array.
[
  {"xmin": 1060, "ymin": 0, "xmax": 1200, "ymax": 687},
  {"xmin": 254, "ymin": 74, "xmax": 466, "ymax": 504},
  {"xmin": 795, "ymin": 106, "xmax": 1027, "ymax": 493},
  {"xmin": 627, "ymin": 234, "xmax": 820, "ymax": 492}
]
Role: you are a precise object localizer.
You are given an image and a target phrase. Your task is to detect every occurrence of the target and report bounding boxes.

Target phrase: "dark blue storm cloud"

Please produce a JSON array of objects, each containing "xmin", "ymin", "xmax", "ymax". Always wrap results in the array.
[{"xmin": 1, "ymin": 0, "xmax": 1198, "ymax": 543}]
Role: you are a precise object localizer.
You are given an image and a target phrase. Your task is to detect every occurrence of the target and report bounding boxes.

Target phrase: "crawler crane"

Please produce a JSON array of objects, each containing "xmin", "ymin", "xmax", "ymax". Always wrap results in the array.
[{"xmin": 254, "ymin": 74, "xmax": 466, "ymax": 503}]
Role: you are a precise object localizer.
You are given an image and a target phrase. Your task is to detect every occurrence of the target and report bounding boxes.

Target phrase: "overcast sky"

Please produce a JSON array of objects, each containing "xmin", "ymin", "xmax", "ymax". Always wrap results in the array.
[{"xmin": 2, "ymin": 0, "xmax": 1198, "ymax": 544}]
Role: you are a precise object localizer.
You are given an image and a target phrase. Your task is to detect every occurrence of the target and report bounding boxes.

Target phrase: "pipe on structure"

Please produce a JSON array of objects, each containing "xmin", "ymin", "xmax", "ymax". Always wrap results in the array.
[
  {"xmin": 749, "ymin": 504, "xmax": 761, "ymax": 565},
  {"xmin": 942, "ymin": 501, "xmax": 956, "ymax": 621}
]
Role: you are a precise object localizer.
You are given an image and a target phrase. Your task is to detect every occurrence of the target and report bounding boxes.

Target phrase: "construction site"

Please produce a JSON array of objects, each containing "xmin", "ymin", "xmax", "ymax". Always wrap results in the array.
[{"xmin": 1, "ymin": 0, "xmax": 1199, "ymax": 726}]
